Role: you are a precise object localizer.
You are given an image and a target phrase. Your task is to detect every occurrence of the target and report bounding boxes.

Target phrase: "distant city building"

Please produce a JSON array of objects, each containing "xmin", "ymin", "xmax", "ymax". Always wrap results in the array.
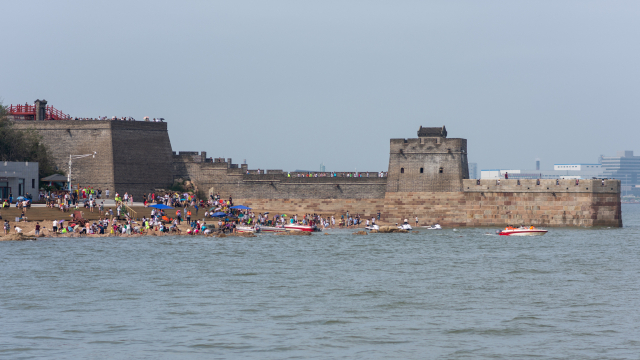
[
  {"xmin": 468, "ymin": 163, "xmax": 477, "ymax": 179},
  {"xmin": 0, "ymin": 162, "xmax": 39, "ymax": 200},
  {"xmin": 320, "ymin": 162, "xmax": 325, "ymax": 172},
  {"xmin": 601, "ymin": 151, "xmax": 640, "ymax": 195},
  {"xmin": 536, "ymin": 159, "xmax": 540, "ymax": 171}
]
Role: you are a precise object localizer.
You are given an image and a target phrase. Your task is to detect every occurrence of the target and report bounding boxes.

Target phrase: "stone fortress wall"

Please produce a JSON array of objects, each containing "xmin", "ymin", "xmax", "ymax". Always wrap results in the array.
[
  {"xmin": 14, "ymin": 117, "xmax": 621, "ymax": 227},
  {"xmin": 176, "ymin": 126, "xmax": 621, "ymax": 227},
  {"xmin": 12, "ymin": 120, "xmax": 174, "ymax": 197}
]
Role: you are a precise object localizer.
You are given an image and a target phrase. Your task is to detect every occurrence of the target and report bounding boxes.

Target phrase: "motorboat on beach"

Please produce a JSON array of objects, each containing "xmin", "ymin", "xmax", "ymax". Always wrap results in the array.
[
  {"xmin": 423, "ymin": 224, "xmax": 442, "ymax": 230},
  {"xmin": 398, "ymin": 219, "xmax": 413, "ymax": 231},
  {"xmin": 236, "ymin": 226, "xmax": 261, "ymax": 233},
  {"xmin": 284, "ymin": 224, "xmax": 318, "ymax": 232},
  {"xmin": 260, "ymin": 225, "xmax": 287, "ymax": 233},
  {"xmin": 498, "ymin": 226, "xmax": 548, "ymax": 236},
  {"xmin": 365, "ymin": 224, "xmax": 380, "ymax": 231}
]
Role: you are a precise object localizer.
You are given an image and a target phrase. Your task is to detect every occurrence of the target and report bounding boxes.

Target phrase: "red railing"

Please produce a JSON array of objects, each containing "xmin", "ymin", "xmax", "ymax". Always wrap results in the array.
[{"xmin": 7, "ymin": 104, "xmax": 71, "ymax": 120}]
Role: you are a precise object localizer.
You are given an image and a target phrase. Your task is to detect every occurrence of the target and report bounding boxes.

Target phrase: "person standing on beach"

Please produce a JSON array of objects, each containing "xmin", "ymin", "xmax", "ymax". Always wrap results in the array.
[
  {"xmin": 105, "ymin": 188, "xmax": 110, "ymax": 199},
  {"xmin": 35, "ymin": 222, "xmax": 40, "ymax": 235},
  {"xmin": 3, "ymin": 220, "xmax": 9, "ymax": 235},
  {"xmin": 52, "ymin": 220, "xmax": 58, "ymax": 234}
]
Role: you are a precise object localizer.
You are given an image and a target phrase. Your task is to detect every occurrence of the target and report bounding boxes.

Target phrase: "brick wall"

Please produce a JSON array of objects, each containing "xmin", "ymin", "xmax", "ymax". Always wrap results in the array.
[
  {"xmin": 234, "ymin": 198, "xmax": 386, "ymax": 219},
  {"xmin": 13, "ymin": 121, "xmax": 115, "ymax": 192},
  {"xmin": 386, "ymin": 137, "xmax": 469, "ymax": 192},
  {"xmin": 381, "ymin": 179, "xmax": 621, "ymax": 227},
  {"xmin": 12, "ymin": 120, "xmax": 173, "ymax": 198},
  {"xmin": 111, "ymin": 121, "xmax": 174, "ymax": 198}
]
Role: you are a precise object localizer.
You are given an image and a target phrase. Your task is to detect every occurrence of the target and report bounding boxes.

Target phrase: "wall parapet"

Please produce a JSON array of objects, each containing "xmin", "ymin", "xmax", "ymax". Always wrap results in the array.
[{"xmin": 463, "ymin": 179, "xmax": 620, "ymax": 194}]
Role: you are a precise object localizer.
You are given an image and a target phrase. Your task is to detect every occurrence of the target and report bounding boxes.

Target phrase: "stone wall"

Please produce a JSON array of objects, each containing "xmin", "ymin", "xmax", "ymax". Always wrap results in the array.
[
  {"xmin": 234, "ymin": 198, "xmax": 386, "ymax": 219},
  {"xmin": 12, "ymin": 120, "xmax": 173, "ymax": 198},
  {"xmin": 13, "ymin": 121, "xmax": 116, "ymax": 193},
  {"xmin": 386, "ymin": 137, "xmax": 469, "ymax": 192},
  {"xmin": 231, "ymin": 180, "xmax": 621, "ymax": 227},
  {"xmin": 382, "ymin": 179, "xmax": 621, "ymax": 227},
  {"xmin": 110, "ymin": 121, "xmax": 174, "ymax": 197}
]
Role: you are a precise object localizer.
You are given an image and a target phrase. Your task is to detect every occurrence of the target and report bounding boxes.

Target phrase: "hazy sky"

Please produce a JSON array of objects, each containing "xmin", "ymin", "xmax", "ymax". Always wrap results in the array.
[{"xmin": 2, "ymin": 1, "xmax": 639, "ymax": 172}]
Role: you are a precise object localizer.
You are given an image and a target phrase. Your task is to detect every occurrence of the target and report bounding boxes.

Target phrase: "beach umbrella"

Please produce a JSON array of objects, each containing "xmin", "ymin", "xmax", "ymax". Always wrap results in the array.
[
  {"xmin": 210, "ymin": 212, "xmax": 227, "ymax": 217},
  {"xmin": 16, "ymin": 196, "xmax": 25, "ymax": 201},
  {"xmin": 230, "ymin": 205, "xmax": 251, "ymax": 210},
  {"xmin": 150, "ymin": 204, "xmax": 174, "ymax": 210}
]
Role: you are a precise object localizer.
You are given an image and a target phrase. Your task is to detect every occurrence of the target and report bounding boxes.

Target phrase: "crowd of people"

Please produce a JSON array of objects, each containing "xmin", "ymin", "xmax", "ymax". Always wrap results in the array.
[
  {"xmin": 66, "ymin": 116, "xmax": 165, "ymax": 122},
  {"xmin": 247, "ymin": 171, "xmax": 388, "ymax": 177}
]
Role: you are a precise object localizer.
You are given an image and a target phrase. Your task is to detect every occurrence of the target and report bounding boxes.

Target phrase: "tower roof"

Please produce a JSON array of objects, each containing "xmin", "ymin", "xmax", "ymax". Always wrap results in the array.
[{"xmin": 418, "ymin": 126, "xmax": 447, "ymax": 138}]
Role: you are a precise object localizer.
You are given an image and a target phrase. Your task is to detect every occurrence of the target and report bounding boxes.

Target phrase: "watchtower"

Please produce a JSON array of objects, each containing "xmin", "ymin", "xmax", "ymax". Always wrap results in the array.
[{"xmin": 386, "ymin": 126, "xmax": 469, "ymax": 192}]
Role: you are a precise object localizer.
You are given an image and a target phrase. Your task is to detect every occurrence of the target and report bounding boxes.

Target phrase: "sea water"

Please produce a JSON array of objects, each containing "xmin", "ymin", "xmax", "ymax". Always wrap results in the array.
[{"xmin": 1, "ymin": 205, "xmax": 639, "ymax": 359}]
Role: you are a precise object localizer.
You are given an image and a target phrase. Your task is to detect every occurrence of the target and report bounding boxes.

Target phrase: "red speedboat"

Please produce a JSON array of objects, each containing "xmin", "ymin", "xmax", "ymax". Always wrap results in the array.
[
  {"xmin": 498, "ymin": 226, "xmax": 548, "ymax": 236},
  {"xmin": 284, "ymin": 224, "xmax": 318, "ymax": 232}
]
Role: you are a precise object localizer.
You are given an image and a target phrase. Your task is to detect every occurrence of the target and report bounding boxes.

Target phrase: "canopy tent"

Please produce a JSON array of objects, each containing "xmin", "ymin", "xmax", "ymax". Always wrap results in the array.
[
  {"xmin": 150, "ymin": 204, "xmax": 174, "ymax": 210},
  {"xmin": 229, "ymin": 205, "xmax": 251, "ymax": 210}
]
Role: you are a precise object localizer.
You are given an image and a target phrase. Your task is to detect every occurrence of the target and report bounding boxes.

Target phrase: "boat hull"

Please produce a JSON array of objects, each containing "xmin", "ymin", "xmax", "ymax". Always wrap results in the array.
[
  {"xmin": 284, "ymin": 225, "xmax": 317, "ymax": 232},
  {"xmin": 237, "ymin": 226, "xmax": 260, "ymax": 233},
  {"xmin": 261, "ymin": 226, "xmax": 286, "ymax": 233},
  {"xmin": 498, "ymin": 230, "xmax": 548, "ymax": 236}
]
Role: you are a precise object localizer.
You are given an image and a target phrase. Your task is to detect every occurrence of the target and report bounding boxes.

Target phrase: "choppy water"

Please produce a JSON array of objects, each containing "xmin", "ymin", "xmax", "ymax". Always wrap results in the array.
[{"xmin": 2, "ymin": 205, "xmax": 640, "ymax": 359}]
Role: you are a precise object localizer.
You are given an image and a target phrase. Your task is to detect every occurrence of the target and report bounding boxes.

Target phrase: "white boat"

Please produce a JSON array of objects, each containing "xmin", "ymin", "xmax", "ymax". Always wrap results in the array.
[
  {"xmin": 260, "ymin": 225, "xmax": 287, "ymax": 233},
  {"xmin": 498, "ymin": 226, "xmax": 548, "ymax": 236},
  {"xmin": 423, "ymin": 224, "xmax": 442, "ymax": 230},
  {"xmin": 284, "ymin": 224, "xmax": 318, "ymax": 232},
  {"xmin": 398, "ymin": 220, "xmax": 413, "ymax": 231},
  {"xmin": 365, "ymin": 224, "xmax": 380, "ymax": 231},
  {"xmin": 236, "ymin": 226, "xmax": 261, "ymax": 233}
]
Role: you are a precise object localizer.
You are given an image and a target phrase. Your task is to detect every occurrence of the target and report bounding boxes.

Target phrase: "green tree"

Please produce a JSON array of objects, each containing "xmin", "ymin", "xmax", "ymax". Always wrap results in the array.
[{"xmin": 0, "ymin": 102, "xmax": 57, "ymax": 180}]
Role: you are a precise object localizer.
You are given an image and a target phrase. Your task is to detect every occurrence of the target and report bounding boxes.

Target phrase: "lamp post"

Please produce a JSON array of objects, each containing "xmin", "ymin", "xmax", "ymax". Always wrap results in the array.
[{"xmin": 68, "ymin": 152, "xmax": 96, "ymax": 191}]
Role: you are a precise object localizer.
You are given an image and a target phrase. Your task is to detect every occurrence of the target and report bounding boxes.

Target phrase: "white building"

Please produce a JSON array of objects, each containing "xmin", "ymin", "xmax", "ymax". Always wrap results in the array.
[
  {"xmin": 0, "ymin": 162, "xmax": 40, "ymax": 200},
  {"xmin": 481, "ymin": 163, "xmax": 604, "ymax": 180}
]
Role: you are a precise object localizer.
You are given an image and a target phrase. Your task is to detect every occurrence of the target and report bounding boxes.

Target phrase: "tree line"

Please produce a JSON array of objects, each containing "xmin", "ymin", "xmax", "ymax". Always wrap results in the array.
[{"xmin": 0, "ymin": 102, "xmax": 57, "ymax": 180}]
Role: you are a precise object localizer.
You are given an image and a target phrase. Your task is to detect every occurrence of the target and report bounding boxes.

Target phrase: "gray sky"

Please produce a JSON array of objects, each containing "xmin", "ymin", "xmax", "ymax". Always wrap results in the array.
[{"xmin": 2, "ymin": 1, "xmax": 639, "ymax": 172}]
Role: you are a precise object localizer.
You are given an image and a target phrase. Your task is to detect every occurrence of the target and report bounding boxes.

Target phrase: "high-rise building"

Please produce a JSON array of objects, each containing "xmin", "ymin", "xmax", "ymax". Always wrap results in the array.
[
  {"xmin": 536, "ymin": 159, "xmax": 540, "ymax": 171},
  {"xmin": 468, "ymin": 163, "xmax": 478, "ymax": 179},
  {"xmin": 320, "ymin": 162, "xmax": 325, "ymax": 172},
  {"xmin": 601, "ymin": 151, "xmax": 640, "ymax": 194}
]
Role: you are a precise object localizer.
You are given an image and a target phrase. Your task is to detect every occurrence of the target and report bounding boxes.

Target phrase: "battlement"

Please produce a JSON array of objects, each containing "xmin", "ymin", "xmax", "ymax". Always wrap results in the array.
[
  {"xmin": 463, "ymin": 179, "xmax": 620, "ymax": 193},
  {"xmin": 387, "ymin": 127, "xmax": 469, "ymax": 192}
]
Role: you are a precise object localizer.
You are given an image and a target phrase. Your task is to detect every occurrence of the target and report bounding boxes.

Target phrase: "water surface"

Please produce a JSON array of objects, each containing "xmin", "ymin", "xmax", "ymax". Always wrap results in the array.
[{"xmin": 1, "ymin": 205, "xmax": 639, "ymax": 359}]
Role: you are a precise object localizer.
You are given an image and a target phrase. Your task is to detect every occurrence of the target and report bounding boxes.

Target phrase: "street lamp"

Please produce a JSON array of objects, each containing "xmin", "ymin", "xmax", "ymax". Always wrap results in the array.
[{"xmin": 68, "ymin": 152, "xmax": 96, "ymax": 191}]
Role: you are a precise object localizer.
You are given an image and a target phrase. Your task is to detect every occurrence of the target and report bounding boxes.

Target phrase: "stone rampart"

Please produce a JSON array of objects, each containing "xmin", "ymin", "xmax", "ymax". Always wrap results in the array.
[
  {"xmin": 231, "ymin": 180, "xmax": 621, "ymax": 227},
  {"xmin": 12, "ymin": 120, "xmax": 173, "ymax": 198},
  {"xmin": 13, "ymin": 121, "xmax": 115, "ymax": 193},
  {"xmin": 382, "ymin": 179, "xmax": 621, "ymax": 227},
  {"xmin": 234, "ymin": 198, "xmax": 385, "ymax": 219},
  {"xmin": 386, "ymin": 137, "xmax": 469, "ymax": 192}
]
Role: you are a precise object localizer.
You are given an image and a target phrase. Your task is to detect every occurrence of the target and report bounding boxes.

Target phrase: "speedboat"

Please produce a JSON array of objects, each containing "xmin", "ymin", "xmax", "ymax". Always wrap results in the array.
[
  {"xmin": 284, "ymin": 224, "xmax": 318, "ymax": 232},
  {"xmin": 398, "ymin": 219, "xmax": 413, "ymax": 231},
  {"xmin": 236, "ymin": 226, "xmax": 261, "ymax": 233},
  {"xmin": 365, "ymin": 224, "xmax": 380, "ymax": 231},
  {"xmin": 260, "ymin": 225, "xmax": 287, "ymax": 233},
  {"xmin": 423, "ymin": 224, "xmax": 442, "ymax": 230},
  {"xmin": 498, "ymin": 226, "xmax": 548, "ymax": 236}
]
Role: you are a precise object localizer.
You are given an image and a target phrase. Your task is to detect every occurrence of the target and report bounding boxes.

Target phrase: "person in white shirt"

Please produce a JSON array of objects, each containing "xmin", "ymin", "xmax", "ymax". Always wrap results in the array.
[{"xmin": 14, "ymin": 226, "xmax": 22, "ymax": 233}]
